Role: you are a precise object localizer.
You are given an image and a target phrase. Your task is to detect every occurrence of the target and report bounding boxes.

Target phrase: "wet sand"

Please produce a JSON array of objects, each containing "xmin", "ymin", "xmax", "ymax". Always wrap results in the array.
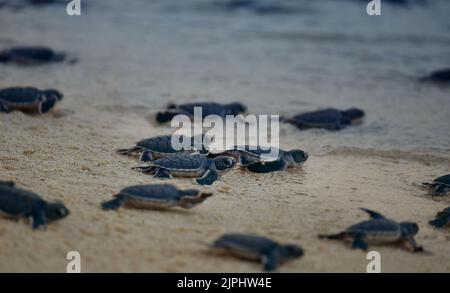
[{"xmin": 1, "ymin": 0, "xmax": 450, "ymax": 272}]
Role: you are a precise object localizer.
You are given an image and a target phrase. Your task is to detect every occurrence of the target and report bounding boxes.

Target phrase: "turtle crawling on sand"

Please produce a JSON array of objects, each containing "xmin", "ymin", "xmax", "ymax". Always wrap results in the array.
[
  {"xmin": 0, "ymin": 47, "xmax": 74, "ymax": 65},
  {"xmin": 117, "ymin": 134, "xmax": 208, "ymax": 162},
  {"xmin": 0, "ymin": 181, "xmax": 69, "ymax": 229},
  {"xmin": 134, "ymin": 153, "xmax": 236, "ymax": 185},
  {"xmin": 101, "ymin": 184, "xmax": 212, "ymax": 211},
  {"xmin": 0, "ymin": 87, "xmax": 63, "ymax": 115},
  {"xmin": 156, "ymin": 102, "xmax": 247, "ymax": 123},
  {"xmin": 284, "ymin": 108, "xmax": 365, "ymax": 130},
  {"xmin": 423, "ymin": 174, "xmax": 450, "ymax": 196},
  {"xmin": 319, "ymin": 208, "xmax": 423, "ymax": 252},
  {"xmin": 211, "ymin": 234, "xmax": 303, "ymax": 271},
  {"xmin": 223, "ymin": 145, "xmax": 308, "ymax": 173},
  {"xmin": 429, "ymin": 207, "xmax": 450, "ymax": 229}
]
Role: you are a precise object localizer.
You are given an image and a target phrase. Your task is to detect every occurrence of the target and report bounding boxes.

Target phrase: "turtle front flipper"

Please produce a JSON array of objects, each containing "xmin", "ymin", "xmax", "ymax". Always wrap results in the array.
[
  {"xmin": 246, "ymin": 160, "xmax": 287, "ymax": 173},
  {"xmin": 154, "ymin": 168, "xmax": 171, "ymax": 179},
  {"xmin": 318, "ymin": 232, "xmax": 346, "ymax": 240},
  {"xmin": 351, "ymin": 234, "xmax": 368, "ymax": 251},
  {"xmin": 196, "ymin": 169, "xmax": 219, "ymax": 185},
  {"xmin": 0, "ymin": 100, "xmax": 11, "ymax": 113},
  {"xmin": 156, "ymin": 111, "xmax": 178, "ymax": 123},
  {"xmin": 39, "ymin": 97, "xmax": 57, "ymax": 114},
  {"xmin": 360, "ymin": 208, "xmax": 386, "ymax": 219},
  {"xmin": 429, "ymin": 215, "xmax": 450, "ymax": 228},
  {"xmin": 101, "ymin": 194, "xmax": 127, "ymax": 211},
  {"xmin": 139, "ymin": 150, "xmax": 154, "ymax": 162},
  {"xmin": 403, "ymin": 235, "xmax": 423, "ymax": 253},
  {"xmin": 261, "ymin": 248, "xmax": 279, "ymax": 272},
  {"xmin": 431, "ymin": 184, "xmax": 449, "ymax": 196},
  {"xmin": 31, "ymin": 208, "xmax": 47, "ymax": 230}
]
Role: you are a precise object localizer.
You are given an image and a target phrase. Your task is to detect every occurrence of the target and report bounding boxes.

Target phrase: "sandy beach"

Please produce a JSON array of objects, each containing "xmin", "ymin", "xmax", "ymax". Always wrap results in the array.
[{"xmin": 1, "ymin": 0, "xmax": 450, "ymax": 272}]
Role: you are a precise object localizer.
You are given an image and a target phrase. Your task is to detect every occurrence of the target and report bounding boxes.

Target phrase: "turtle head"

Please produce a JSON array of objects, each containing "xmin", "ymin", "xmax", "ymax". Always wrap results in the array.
[
  {"xmin": 44, "ymin": 89, "xmax": 64, "ymax": 101},
  {"xmin": 288, "ymin": 149, "xmax": 309, "ymax": 164},
  {"xmin": 226, "ymin": 102, "xmax": 247, "ymax": 114},
  {"xmin": 44, "ymin": 202, "xmax": 70, "ymax": 221},
  {"xmin": 278, "ymin": 244, "xmax": 304, "ymax": 261},
  {"xmin": 400, "ymin": 222, "xmax": 419, "ymax": 236},
  {"xmin": 213, "ymin": 156, "xmax": 236, "ymax": 173},
  {"xmin": 343, "ymin": 108, "xmax": 365, "ymax": 122}
]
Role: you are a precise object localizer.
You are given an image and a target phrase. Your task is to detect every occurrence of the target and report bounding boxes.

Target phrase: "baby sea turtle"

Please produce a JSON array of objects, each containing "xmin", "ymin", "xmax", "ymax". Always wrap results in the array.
[
  {"xmin": 116, "ymin": 134, "xmax": 208, "ymax": 162},
  {"xmin": 101, "ymin": 184, "xmax": 212, "ymax": 211},
  {"xmin": 0, "ymin": 181, "xmax": 69, "ymax": 229},
  {"xmin": 0, "ymin": 87, "xmax": 63, "ymax": 115},
  {"xmin": 134, "ymin": 153, "xmax": 236, "ymax": 185},
  {"xmin": 211, "ymin": 234, "xmax": 304, "ymax": 271},
  {"xmin": 156, "ymin": 102, "xmax": 247, "ymax": 123},
  {"xmin": 0, "ymin": 47, "xmax": 74, "ymax": 65},
  {"xmin": 420, "ymin": 68, "xmax": 450, "ymax": 84},
  {"xmin": 284, "ymin": 108, "xmax": 365, "ymax": 130},
  {"xmin": 224, "ymin": 145, "xmax": 308, "ymax": 173},
  {"xmin": 319, "ymin": 208, "xmax": 423, "ymax": 252},
  {"xmin": 429, "ymin": 207, "xmax": 450, "ymax": 228},
  {"xmin": 422, "ymin": 174, "xmax": 450, "ymax": 196}
]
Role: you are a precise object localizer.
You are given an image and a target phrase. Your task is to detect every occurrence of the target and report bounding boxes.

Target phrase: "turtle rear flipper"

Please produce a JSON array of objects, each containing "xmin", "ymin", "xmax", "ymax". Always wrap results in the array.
[
  {"xmin": 116, "ymin": 146, "xmax": 142, "ymax": 156},
  {"xmin": 197, "ymin": 169, "xmax": 219, "ymax": 185},
  {"xmin": 246, "ymin": 160, "xmax": 286, "ymax": 173},
  {"xmin": 429, "ymin": 215, "xmax": 450, "ymax": 228},
  {"xmin": 102, "ymin": 195, "xmax": 127, "ymax": 211}
]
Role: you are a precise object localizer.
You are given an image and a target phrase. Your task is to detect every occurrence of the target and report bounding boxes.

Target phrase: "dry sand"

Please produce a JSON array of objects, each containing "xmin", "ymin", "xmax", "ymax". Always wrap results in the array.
[{"xmin": 1, "ymin": 1, "xmax": 450, "ymax": 273}]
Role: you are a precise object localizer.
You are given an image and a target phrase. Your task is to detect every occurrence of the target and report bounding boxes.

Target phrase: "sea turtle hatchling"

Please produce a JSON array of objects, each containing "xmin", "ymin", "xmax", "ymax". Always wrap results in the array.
[
  {"xmin": 0, "ymin": 46, "xmax": 75, "ymax": 65},
  {"xmin": 223, "ymin": 145, "xmax": 308, "ymax": 173},
  {"xmin": 429, "ymin": 207, "xmax": 450, "ymax": 229},
  {"xmin": 211, "ymin": 234, "xmax": 304, "ymax": 271},
  {"xmin": 0, "ymin": 181, "xmax": 69, "ymax": 229},
  {"xmin": 284, "ymin": 108, "xmax": 365, "ymax": 130},
  {"xmin": 116, "ymin": 134, "xmax": 208, "ymax": 162},
  {"xmin": 134, "ymin": 153, "xmax": 236, "ymax": 185},
  {"xmin": 419, "ymin": 68, "xmax": 450, "ymax": 84},
  {"xmin": 422, "ymin": 174, "xmax": 450, "ymax": 196},
  {"xmin": 319, "ymin": 208, "xmax": 423, "ymax": 252},
  {"xmin": 101, "ymin": 184, "xmax": 212, "ymax": 211},
  {"xmin": 0, "ymin": 87, "xmax": 63, "ymax": 115},
  {"xmin": 156, "ymin": 102, "xmax": 247, "ymax": 123}
]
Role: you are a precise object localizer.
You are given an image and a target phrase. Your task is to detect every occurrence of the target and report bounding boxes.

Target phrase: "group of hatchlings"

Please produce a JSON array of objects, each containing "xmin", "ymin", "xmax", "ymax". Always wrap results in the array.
[{"xmin": 1, "ymin": 46, "xmax": 450, "ymax": 272}]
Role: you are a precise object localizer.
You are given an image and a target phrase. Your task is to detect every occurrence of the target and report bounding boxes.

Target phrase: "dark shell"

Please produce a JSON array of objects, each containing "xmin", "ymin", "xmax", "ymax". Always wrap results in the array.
[
  {"xmin": 213, "ymin": 234, "xmax": 280, "ymax": 257},
  {"xmin": 175, "ymin": 102, "xmax": 245, "ymax": 117},
  {"xmin": 0, "ymin": 181, "xmax": 44, "ymax": 216},
  {"xmin": 136, "ymin": 135, "xmax": 180, "ymax": 154},
  {"xmin": 151, "ymin": 153, "xmax": 207, "ymax": 171},
  {"xmin": 119, "ymin": 184, "xmax": 195, "ymax": 201},
  {"xmin": 289, "ymin": 108, "xmax": 346, "ymax": 130},
  {"xmin": 434, "ymin": 174, "xmax": 450, "ymax": 185},
  {"xmin": 421, "ymin": 69, "xmax": 450, "ymax": 83},
  {"xmin": 0, "ymin": 87, "xmax": 44, "ymax": 104},
  {"xmin": 347, "ymin": 219, "xmax": 402, "ymax": 238},
  {"xmin": 0, "ymin": 47, "xmax": 67, "ymax": 64}
]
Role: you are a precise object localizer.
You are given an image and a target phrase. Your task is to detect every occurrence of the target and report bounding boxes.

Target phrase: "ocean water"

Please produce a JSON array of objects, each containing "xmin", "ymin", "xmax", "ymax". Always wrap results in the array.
[{"xmin": 1, "ymin": 0, "xmax": 449, "ymax": 157}]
